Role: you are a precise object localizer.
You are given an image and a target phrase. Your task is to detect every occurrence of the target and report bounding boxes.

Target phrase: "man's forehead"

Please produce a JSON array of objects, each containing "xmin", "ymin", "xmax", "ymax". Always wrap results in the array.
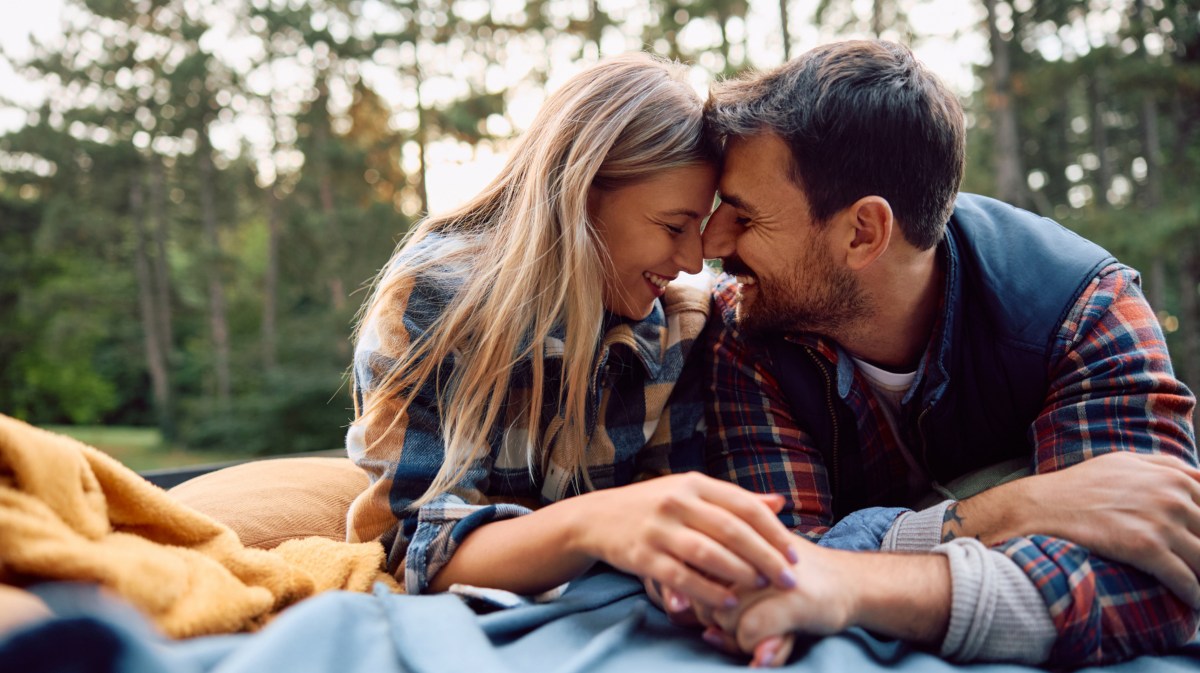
[{"xmin": 720, "ymin": 134, "xmax": 790, "ymax": 178}]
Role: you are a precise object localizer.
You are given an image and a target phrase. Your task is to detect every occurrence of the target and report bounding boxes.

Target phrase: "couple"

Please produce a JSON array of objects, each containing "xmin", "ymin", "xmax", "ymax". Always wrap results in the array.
[{"xmin": 346, "ymin": 41, "xmax": 1200, "ymax": 668}]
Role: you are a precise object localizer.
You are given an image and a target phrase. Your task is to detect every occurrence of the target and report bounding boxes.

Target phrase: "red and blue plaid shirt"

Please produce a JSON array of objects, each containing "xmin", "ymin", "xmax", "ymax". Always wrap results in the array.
[{"xmin": 703, "ymin": 264, "xmax": 1198, "ymax": 665}]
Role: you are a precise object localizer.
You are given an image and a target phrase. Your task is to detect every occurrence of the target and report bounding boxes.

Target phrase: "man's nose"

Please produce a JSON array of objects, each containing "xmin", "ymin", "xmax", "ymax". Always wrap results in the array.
[{"xmin": 702, "ymin": 204, "xmax": 736, "ymax": 260}]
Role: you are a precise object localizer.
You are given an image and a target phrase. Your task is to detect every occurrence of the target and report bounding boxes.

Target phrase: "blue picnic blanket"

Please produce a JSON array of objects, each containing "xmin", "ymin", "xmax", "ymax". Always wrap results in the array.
[{"xmin": 3, "ymin": 569, "xmax": 1199, "ymax": 673}]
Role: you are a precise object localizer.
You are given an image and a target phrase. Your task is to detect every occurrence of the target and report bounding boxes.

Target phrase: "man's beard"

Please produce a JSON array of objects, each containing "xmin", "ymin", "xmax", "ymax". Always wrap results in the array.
[{"xmin": 735, "ymin": 249, "xmax": 871, "ymax": 339}]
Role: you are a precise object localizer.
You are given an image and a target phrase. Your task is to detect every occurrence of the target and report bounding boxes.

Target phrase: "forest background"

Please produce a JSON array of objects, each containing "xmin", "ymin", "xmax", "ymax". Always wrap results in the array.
[{"xmin": 1, "ymin": 0, "xmax": 1197, "ymax": 468}]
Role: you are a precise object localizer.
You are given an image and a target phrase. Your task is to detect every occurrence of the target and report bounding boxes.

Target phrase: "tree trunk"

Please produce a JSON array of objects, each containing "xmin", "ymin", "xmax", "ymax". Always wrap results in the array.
[
  {"xmin": 1177, "ymin": 249, "xmax": 1200, "ymax": 394},
  {"xmin": 413, "ymin": 63, "xmax": 430, "ymax": 217},
  {"xmin": 1142, "ymin": 97, "xmax": 1163, "ymax": 208},
  {"xmin": 984, "ymin": 0, "xmax": 1027, "ymax": 208},
  {"xmin": 130, "ymin": 166, "xmax": 173, "ymax": 436},
  {"xmin": 1141, "ymin": 97, "xmax": 1168, "ymax": 313},
  {"xmin": 197, "ymin": 125, "xmax": 232, "ymax": 405},
  {"xmin": 149, "ymin": 159, "xmax": 173, "ymax": 378},
  {"xmin": 312, "ymin": 75, "xmax": 346, "ymax": 313},
  {"xmin": 779, "ymin": 0, "xmax": 791, "ymax": 59},
  {"xmin": 262, "ymin": 183, "xmax": 281, "ymax": 372},
  {"xmin": 588, "ymin": 0, "xmax": 603, "ymax": 56},
  {"xmin": 1147, "ymin": 258, "xmax": 1168, "ymax": 314},
  {"xmin": 1088, "ymin": 72, "xmax": 1113, "ymax": 205},
  {"xmin": 872, "ymin": 0, "xmax": 884, "ymax": 38}
]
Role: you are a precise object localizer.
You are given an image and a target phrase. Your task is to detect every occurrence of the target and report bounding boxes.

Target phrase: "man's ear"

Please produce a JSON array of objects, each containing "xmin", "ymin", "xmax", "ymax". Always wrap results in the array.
[{"xmin": 844, "ymin": 196, "xmax": 893, "ymax": 271}]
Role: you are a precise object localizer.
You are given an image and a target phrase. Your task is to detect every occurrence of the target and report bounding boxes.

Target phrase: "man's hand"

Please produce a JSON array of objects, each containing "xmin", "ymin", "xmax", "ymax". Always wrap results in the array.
[
  {"xmin": 705, "ymin": 542, "xmax": 951, "ymax": 667},
  {"xmin": 573, "ymin": 473, "xmax": 799, "ymax": 610},
  {"xmin": 946, "ymin": 451, "xmax": 1200, "ymax": 607},
  {"xmin": 708, "ymin": 543, "xmax": 856, "ymax": 659}
]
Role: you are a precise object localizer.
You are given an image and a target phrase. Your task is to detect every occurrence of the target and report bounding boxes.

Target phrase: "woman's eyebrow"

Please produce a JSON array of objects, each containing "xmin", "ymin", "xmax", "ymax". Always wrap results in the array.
[{"xmin": 655, "ymin": 208, "xmax": 703, "ymax": 219}]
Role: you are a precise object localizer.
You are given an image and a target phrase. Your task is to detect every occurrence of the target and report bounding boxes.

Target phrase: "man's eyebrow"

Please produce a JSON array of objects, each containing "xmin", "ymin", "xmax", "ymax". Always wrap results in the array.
[{"xmin": 717, "ymin": 192, "xmax": 755, "ymax": 215}]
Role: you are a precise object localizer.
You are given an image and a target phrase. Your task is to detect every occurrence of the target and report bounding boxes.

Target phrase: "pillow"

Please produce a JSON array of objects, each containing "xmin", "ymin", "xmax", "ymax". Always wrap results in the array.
[{"xmin": 168, "ymin": 457, "xmax": 368, "ymax": 549}]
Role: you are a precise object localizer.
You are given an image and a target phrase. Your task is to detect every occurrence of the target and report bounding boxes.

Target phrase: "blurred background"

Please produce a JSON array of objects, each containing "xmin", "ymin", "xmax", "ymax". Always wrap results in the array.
[{"xmin": 0, "ymin": 0, "xmax": 1196, "ymax": 469}]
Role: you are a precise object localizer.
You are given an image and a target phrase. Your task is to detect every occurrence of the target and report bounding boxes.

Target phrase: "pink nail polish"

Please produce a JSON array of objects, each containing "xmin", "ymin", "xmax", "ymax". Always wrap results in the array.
[
  {"xmin": 779, "ymin": 568, "xmax": 797, "ymax": 588},
  {"xmin": 756, "ymin": 637, "xmax": 782, "ymax": 667},
  {"xmin": 786, "ymin": 545, "xmax": 800, "ymax": 564},
  {"xmin": 668, "ymin": 593, "xmax": 690, "ymax": 613},
  {"xmin": 702, "ymin": 629, "xmax": 724, "ymax": 648},
  {"xmin": 755, "ymin": 573, "xmax": 770, "ymax": 589}
]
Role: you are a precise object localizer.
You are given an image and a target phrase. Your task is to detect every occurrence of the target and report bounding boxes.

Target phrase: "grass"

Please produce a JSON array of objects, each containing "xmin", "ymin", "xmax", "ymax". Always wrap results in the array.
[{"xmin": 42, "ymin": 425, "xmax": 250, "ymax": 473}]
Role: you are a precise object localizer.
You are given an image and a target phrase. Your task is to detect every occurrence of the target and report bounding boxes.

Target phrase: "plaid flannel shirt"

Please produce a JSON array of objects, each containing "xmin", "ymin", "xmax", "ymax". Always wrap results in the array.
[
  {"xmin": 704, "ymin": 264, "xmax": 1199, "ymax": 665},
  {"xmin": 346, "ymin": 236, "xmax": 711, "ymax": 594}
]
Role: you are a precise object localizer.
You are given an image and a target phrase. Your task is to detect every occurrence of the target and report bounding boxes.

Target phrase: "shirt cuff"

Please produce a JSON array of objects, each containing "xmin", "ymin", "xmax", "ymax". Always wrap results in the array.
[
  {"xmin": 882, "ymin": 499, "xmax": 953, "ymax": 552},
  {"xmin": 818, "ymin": 507, "xmax": 910, "ymax": 551},
  {"xmin": 932, "ymin": 538, "xmax": 1056, "ymax": 664},
  {"xmin": 404, "ymin": 495, "xmax": 533, "ymax": 595}
]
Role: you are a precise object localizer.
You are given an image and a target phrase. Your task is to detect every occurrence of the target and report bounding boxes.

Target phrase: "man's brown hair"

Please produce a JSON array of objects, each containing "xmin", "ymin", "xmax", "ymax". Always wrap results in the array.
[{"xmin": 706, "ymin": 40, "xmax": 965, "ymax": 250}]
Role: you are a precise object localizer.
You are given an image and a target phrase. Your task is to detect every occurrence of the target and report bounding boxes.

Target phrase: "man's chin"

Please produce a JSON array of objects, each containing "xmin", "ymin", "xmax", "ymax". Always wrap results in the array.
[
  {"xmin": 734, "ymin": 301, "xmax": 774, "ymax": 335},
  {"xmin": 733, "ymin": 296, "xmax": 753, "ymax": 327}
]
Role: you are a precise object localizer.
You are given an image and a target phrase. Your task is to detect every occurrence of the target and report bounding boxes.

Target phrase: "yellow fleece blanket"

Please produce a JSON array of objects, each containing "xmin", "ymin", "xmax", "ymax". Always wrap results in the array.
[{"xmin": 0, "ymin": 414, "xmax": 400, "ymax": 638}]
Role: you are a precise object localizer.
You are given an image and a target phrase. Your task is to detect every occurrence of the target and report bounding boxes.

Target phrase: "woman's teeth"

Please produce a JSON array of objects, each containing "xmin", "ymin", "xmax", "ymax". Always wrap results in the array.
[
  {"xmin": 643, "ymin": 271, "xmax": 672, "ymax": 290},
  {"xmin": 736, "ymin": 274, "xmax": 757, "ymax": 286}
]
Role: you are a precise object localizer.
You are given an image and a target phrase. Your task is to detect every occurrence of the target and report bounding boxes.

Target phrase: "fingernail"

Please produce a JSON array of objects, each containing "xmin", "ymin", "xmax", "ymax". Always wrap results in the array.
[
  {"xmin": 702, "ymin": 627, "xmax": 725, "ymax": 648},
  {"xmin": 755, "ymin": 636, "xmax": 783, "ymax": 668},
  {"xmin": 723, "ymin": 594, "xmax": 739, "ymax": 609},
  {"xmin": 786, "ymin": 545, "xmax": 800, "ymax": 564},
  {"xmin": 755, "ymin": 573, "xmax": 770, "ymax": 589},
  {"xmin": 779, "ymin": 567, "xmax": 797, "ymax": 589},
  {"xmin": 668, "ymin": 593, "xmax": 691, "ymax": 613}
]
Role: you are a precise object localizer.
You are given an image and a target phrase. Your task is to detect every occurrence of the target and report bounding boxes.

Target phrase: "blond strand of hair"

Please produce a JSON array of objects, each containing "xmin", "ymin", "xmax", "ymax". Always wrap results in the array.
[{"xmin": 351, "ymin": 53, "xmax": 715, "ymax": 509}]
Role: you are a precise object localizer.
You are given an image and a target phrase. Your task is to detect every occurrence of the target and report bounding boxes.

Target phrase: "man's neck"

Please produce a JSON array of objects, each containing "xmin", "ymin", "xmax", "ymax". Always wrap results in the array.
[{"xmin": 841, "ymin": 246, "xmax": 943, "ymax": 372}]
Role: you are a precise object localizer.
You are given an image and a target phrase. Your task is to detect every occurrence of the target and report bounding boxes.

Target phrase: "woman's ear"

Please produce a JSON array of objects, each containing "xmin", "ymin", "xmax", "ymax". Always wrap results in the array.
[{"xmin": 845, "ymin": 196, "xmax": 893, "ymax": 271}]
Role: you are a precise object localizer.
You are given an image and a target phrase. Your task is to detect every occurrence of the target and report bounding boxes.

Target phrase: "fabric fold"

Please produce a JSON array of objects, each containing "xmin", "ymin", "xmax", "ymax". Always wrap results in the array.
[{"xmin": 0, "ymin": 414, "xmax": 399, "ymax": 638}]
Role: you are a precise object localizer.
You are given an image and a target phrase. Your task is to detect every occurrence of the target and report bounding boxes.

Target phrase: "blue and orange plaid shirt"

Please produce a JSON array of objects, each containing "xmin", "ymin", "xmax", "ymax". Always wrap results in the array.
[
  {"xmin": 345, "ymin": 234, "xmax": 712, "ymax": 595},
  {"xmin": 703, "ymin": 264, "xmax": 1198, "ymax": 665}
]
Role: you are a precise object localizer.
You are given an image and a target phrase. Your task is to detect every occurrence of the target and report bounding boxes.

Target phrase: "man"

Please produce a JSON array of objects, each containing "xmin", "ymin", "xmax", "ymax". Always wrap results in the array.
[{"xmin": 695, "ymin": 40, "xmax": 1200, "ymax": 666}]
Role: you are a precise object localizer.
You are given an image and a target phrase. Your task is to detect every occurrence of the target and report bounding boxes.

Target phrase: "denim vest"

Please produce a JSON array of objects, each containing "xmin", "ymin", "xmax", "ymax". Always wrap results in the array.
[{"xmin": 768, "ymin": 193, "xmax": 1117, "ymax": 518}]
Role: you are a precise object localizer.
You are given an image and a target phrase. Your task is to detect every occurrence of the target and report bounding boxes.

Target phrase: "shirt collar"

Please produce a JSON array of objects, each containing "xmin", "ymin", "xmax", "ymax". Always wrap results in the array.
[{"xmin": 599, "ymin": 300, "xmax": 668, "ymax": 378}]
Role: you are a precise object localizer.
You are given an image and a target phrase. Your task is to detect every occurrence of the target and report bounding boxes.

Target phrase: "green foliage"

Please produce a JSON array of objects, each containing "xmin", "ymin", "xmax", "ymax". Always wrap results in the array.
[
  {"xmin": 3, "ymin": 0, "xmax": 1197, "ymax": 451},
  {"xmin": 962, "ymin": 0, "xmax": 1200, "ymax": 396},
  {"xmin": 179, "ymin": 369, "xmax": 351, "ymax": 456}
]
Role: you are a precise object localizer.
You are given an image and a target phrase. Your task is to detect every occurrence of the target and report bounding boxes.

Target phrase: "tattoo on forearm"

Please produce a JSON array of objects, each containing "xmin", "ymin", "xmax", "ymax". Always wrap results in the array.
[{"xmin": 942, "ymin": 503, "xmax": 965, "ymax": 542}]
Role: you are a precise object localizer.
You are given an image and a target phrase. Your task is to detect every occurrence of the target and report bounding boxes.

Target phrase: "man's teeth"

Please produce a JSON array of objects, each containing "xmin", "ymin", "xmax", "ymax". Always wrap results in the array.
[
  {"xmin": 643, "ymin": 271, "xmax": 671, "ymax": 290},
  {"xmin": 736, "ymin": 274, "xmax": 757, "ymax": 286}
]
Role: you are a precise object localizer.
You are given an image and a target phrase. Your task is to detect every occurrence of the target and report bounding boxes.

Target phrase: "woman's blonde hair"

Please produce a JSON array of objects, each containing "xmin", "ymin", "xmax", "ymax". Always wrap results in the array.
[{"xmin": 354, "ymin": 52, "xmax": 717, "ymax": 508}]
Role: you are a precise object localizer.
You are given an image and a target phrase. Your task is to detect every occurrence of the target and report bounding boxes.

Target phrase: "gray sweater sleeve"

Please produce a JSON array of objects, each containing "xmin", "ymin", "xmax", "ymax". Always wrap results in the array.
[{"xmin": 882, "ymin": 503, "xmax": 1056, "ymax": 664}]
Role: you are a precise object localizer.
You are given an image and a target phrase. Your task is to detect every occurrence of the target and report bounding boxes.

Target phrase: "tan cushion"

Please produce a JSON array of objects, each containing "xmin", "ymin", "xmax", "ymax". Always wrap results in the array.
[{"xmin": 169, "ymin": 457, "xmax": 369, "ymax": 549}]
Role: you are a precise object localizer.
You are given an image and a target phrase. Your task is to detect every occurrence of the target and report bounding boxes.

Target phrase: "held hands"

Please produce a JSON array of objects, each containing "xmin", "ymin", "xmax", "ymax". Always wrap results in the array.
[
  {"xmin": 573, "ymin": 472, "xmax": 800, "ymax": 610},
  {"xmin": 701, "ymin": 540, "xmax": 856, "ymax": 668}
]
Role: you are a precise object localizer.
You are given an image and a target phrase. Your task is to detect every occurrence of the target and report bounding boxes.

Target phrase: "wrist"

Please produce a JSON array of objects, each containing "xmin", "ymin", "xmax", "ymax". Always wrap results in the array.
[
  {"xmin": 553, "ymin": 490, "xmax": 604, "ymax": 562},
  {"xmin": 836, "ymin": 551, "xmax": 951, "ymax": 644},
  {"xmin": 809, "ymin": 548, "xmax": 864, "ymax": 633},
  {"xmin": 943, "ymin": 485, "xmax": 1029, "ymax": 547}
]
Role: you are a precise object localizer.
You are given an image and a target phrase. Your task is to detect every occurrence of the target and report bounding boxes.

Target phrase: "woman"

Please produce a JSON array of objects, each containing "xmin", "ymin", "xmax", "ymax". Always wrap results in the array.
[{"xmin": 345, "ymin": 53, "xmax": 799, "ymax": 609}]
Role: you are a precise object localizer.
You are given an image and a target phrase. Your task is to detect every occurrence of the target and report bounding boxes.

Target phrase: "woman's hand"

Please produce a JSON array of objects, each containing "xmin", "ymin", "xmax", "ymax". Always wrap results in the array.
[{"xmin": 568, "ymin": 472, "xmax": 799, "ymax": 609}]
